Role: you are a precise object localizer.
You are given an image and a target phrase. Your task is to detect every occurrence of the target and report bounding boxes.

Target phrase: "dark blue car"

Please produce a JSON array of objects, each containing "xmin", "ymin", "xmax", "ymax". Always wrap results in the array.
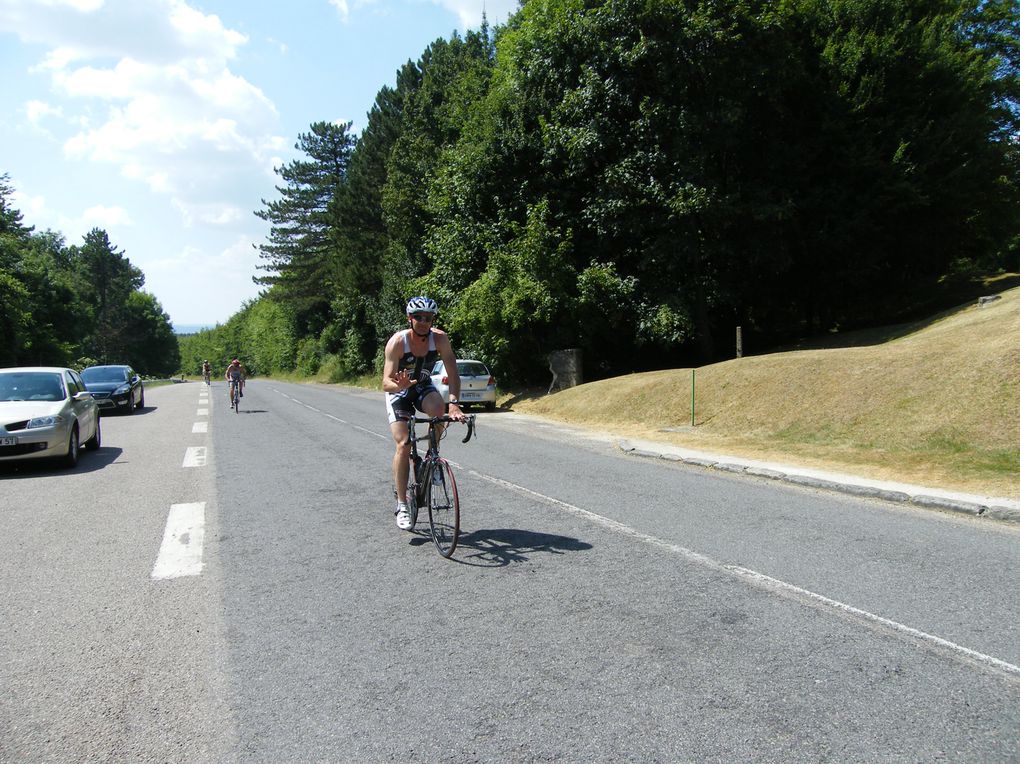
[{"xmin": 81, "ymin": 365, "xmax": 145, "ymax": 414}]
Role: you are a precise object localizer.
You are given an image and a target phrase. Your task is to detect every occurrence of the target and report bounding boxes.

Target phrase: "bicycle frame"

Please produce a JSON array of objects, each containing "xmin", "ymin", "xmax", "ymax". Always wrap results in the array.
[{"xmin": 406, "ymin": 415, "xmax": 474, "ymax": 490}]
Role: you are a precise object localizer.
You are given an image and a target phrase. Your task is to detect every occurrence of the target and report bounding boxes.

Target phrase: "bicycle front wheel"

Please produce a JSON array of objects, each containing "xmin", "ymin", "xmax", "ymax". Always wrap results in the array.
[{"xmin": 426, "ymin": 459, "xmax": 460, "ymax": 557}]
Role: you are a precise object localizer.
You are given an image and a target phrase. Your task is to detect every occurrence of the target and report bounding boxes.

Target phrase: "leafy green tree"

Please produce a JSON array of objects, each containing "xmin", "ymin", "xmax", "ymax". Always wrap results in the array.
[
  {"xmin": 242, "ymin": 297, "xmax": 296, "ymax": 374},
  {"xmin": 70, "ymin": 228, "xmax": 144, "ymax": 362},
  {"xmin": 422, "ymin": 0, "xmax": 1020, "ymax": 378},
  {"xmin": 13, "ymin": 231, "xmax": 83, "ymax": 365},
  {"xmin": 254, "ymin": 121, "xmax": 356, "ymax": 333},
  {"xmin": 120, "ymin": 291, "xmax": 180, "ymax": 375},
  {"xmin": 327, "ymin": 63, "xmax": 421, "ymax": 371},
  {"xmin": 0, "ymin": 269, "xmax": 31, "ymax": 367},
  {"xmin": 380, "ymin": 27, "xmax": 496, "ymax": 337}
]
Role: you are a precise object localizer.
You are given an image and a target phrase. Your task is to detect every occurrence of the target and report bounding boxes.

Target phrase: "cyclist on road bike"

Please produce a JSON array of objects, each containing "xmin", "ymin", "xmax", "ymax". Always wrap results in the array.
[
  {"xmin": 201, "ymin": 360, "xmax": 211, "ymax": 382},
  {"xmin": 224, "ymin": 358, "xmax": 247, "ymax": 402},
  {"xmin": 382, "ymin": 296, "xmax": 466, "ymax": 530}
]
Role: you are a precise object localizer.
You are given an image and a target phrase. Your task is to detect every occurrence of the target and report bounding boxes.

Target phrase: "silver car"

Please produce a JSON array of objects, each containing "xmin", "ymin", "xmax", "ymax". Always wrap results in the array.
[
  {"xmin": 0, "ymin": 367, "xmax": 101, "ymax": 468},
  {"xmin": 430, "ymin": 359, "xmax": 497, "ymax": 411}
]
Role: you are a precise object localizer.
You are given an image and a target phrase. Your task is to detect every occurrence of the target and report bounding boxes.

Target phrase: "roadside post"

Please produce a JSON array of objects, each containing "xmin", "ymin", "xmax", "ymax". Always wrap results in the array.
[{"xmin": 691, "ymin": 368, "xmax": 695, "ymax": 427}]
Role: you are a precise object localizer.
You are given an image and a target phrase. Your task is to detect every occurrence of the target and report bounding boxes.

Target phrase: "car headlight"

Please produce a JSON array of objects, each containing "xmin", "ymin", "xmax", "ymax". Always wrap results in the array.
[
  {"xmin": 114, "ymin": 384, "xmax": 131, "ymax": 395},
  {"xmin": 27, "ymin": 415, "xmax": 64, "ymax": 429}
]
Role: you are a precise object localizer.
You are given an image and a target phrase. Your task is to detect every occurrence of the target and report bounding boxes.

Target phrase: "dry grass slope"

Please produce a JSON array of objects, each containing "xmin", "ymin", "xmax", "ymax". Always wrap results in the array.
[{"xmin": 514, "ymin": 283, "xmax": 1020, "ymax": 498}]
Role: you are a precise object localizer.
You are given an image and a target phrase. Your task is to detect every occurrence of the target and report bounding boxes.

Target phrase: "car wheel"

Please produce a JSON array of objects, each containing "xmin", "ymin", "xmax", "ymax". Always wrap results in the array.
[
  {"xmin": 124, "ymin": 396, "xmax": 135, "ymax": 415},
  {"xmin": 484, "ymin": 401, "xmax": 496, "ymax": 412},
  {"xmin": 137, "ymin": 388, "xmax": 144, "ymax": 409},
  {"xmin": 63, "ymin": 426, "xmax": 80, "ymax": 468},
  {"xmin": 84, "ymin": 418, "xmax": 101, "ymax": 451}
]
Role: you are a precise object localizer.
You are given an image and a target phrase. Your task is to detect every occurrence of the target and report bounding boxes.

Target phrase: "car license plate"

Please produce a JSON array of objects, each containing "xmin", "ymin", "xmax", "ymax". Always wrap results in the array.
[
  {"xmin": 462, "ymin": 392, "xmax": 480, "ymax": 399},
  {"xmin": 0, "ymin": 436, "xmax": 17, "ymax": 446}
]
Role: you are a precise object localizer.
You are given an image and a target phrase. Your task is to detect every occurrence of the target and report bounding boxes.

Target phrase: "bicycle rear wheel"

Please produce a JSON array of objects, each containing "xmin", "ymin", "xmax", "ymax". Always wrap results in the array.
[{"xmin": 426, "ymin": 459, "xmax": 459, "ymax": 557}]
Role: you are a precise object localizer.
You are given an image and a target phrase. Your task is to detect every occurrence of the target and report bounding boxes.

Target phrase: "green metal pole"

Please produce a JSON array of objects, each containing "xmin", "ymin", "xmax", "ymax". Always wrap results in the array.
[{"xmin": 691, "ymin": 368, "xmax": 695, "ymax": 427}]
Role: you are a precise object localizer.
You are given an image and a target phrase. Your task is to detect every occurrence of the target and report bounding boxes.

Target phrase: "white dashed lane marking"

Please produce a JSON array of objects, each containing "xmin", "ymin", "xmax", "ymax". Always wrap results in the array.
[
  {"xmin": 151, "ymin": 502, "xmax": 206, "ymax": 579},
  {"xmin": 192, "ymin": 422, "xmax": 208, "ymax": 433},
  {"xmin": 183, "ymin": 447, "xmax": 207, "ymax": 467}
]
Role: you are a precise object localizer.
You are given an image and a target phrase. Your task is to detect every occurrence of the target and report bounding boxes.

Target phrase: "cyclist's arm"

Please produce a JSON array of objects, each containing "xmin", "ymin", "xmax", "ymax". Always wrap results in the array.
[
  {"xmin": 382, "ymin": 333, "xmax": 415, "ymax": 393},
  {"xmin": 435, "ymin": 331, "xmax": 464, "ymax": 416}
]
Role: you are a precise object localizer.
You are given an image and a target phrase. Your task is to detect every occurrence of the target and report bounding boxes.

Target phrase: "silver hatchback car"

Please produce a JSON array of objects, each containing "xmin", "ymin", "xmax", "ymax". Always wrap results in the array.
[
  {"xmin": 0, "ymin": 367, "xmax": 101, "ymax": 468},
  {"xmin": 430, "ymin": 359, "xmax": 497, "ymax": 411}
]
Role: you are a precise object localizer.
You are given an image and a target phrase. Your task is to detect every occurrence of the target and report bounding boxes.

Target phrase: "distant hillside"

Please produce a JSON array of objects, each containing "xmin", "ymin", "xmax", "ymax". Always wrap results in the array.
[
  {"xmin": 173, "ymin": 324, "xmax": 215, "ymax": 336},
  {"xmin": 514, "ymin": 281, "xmax": 1020, "ymax": 498}
]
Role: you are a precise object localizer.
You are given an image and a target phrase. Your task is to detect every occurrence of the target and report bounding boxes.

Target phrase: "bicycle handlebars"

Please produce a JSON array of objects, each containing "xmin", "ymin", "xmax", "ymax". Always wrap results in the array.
[{"xmin": 407, "ymin": 414, "xmax": 477, "ymax": 443}]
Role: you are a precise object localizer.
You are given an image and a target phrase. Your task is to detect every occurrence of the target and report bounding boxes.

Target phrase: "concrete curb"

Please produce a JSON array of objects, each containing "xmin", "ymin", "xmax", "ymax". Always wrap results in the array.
[{"xmin": 618, "ymin": 441, "xmax": 1020, "ymax": 525}]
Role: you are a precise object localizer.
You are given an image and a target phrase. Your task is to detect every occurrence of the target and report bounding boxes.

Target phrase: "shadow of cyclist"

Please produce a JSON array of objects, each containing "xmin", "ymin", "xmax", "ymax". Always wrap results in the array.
[{"xmin": 413, "ymin": 527, "xmax": 592, "ymax": 567}]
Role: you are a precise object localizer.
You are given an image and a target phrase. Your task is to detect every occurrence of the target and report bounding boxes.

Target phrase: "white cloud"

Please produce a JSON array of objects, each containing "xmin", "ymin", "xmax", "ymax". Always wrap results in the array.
[
  {"xmin": 172, "ymin": 198, "xmax": 245, "ymax": 227},
  {"xmin": 13, "ymin": 198, "xmax": 132, "ymax": 243},
  {"xmin": 10, "ymin": 189, "xmax": 47, "ymax": 219},
  {"xmin": 328, "ymin": 0, "xmax": 350, "ymax": 22},
  {"xmin": 430, "ymin": 0, "xmax": 519, "ymax": 28},
  {"xmin": 24, "ymin": 99, "xmax": 63, "ymax": 125},
  {"xmin": 4, "ymin": 0, "xmax": 285, "ymax": 220},
  {"xmin": 143, "ymin": 234, "xmax": 264, "ymax": 323},
  {"xmin": 81, "ymin": 203, "xmax": 132, "ymax": 227}
]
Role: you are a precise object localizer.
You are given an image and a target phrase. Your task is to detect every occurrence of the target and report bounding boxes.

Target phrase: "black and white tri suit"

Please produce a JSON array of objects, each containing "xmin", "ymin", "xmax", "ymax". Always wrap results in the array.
[{"xmin": 385, "ymin": 329, "xmax": 441, "ymax": 423}]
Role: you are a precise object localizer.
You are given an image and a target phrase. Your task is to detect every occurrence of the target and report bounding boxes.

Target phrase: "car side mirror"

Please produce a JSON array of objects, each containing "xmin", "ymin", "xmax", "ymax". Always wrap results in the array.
[{"xmin": 74, "ymin": 391, "xmax": 94, "ymax": 401}]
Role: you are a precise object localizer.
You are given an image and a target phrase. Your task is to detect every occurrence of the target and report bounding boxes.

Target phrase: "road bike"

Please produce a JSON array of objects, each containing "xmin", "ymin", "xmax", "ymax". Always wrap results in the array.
[
  {"xmin": 229, "ymin": 380, "xmax": 241, "ymax": 413},
  {"xmin": 404, "ymin": 413, "xmax": 476, "ymax": 558},
  {"xmin": 203, "ymin": 369, "xmax": 210, "ymax": 384}
]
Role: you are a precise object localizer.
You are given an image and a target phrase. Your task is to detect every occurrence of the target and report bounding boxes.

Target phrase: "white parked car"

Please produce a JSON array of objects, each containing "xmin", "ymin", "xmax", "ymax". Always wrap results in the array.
[
  {"xmin": 430, "ymin": 359, "xmax": 497, "ymax": 411},
  {"xmin": 0, "ymin": 367, "xmax": 101, "ymax": 468}
]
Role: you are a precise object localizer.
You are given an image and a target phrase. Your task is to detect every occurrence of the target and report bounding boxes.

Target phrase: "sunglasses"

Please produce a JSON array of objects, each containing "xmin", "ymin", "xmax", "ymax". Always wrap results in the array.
[{"xmin": 410, "ymin": 313, "xmax": 434, "ymax": 322}]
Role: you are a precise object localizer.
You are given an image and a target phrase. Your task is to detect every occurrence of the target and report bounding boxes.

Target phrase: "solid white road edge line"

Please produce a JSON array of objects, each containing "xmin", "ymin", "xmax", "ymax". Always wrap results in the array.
[
  {"xmin": 152, "ymin": 502, "xmax": 206, "ymax": 580},
  {"xmin": 468, "ymin": 469, "xmax": 1020, "ymax": 682}
]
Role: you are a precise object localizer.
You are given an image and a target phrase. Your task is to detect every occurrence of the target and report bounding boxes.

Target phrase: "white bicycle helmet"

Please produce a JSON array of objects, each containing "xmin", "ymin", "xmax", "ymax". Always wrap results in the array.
[{"xmin": 405, "ymin": 296, "xmax": 438, "ymax": 315}]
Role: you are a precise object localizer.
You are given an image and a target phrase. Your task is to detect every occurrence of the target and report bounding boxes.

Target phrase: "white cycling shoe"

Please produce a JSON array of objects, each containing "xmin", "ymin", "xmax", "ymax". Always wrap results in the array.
[{"xmin": 395, "ymin": 503, "xmax": 412, "ymax": 530}]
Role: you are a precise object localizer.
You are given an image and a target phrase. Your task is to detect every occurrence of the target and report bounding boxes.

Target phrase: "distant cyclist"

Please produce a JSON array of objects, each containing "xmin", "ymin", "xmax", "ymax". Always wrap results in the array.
[
  {"xmin": 382, "ymin": 296, "xmax": 466, "ymax": 530},
  {"xmin": 224, "ymin": 358, "xmax": 247, "ymax": 403},
  {"xmin": 201, "ymin": 360, "xmax": 211, "ymax": 384}
]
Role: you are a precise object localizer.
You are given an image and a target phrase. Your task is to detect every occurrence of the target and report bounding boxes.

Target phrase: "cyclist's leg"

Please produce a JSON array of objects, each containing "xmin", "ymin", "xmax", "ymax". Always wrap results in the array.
[
  {"xmin": 389, "ymin": 419, "xmax": 411, "ymax": 501},
  {"xmin": 419, "ymin": 388, "xmax": 446, "ymax": 433},
  {"xmin": 386, "ymin": 393, "xmax": 415, "ymax": 506}
]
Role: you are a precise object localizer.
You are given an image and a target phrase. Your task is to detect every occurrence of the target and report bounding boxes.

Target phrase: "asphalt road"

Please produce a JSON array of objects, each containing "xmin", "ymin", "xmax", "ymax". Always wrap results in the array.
[{"xmin": 1, "ymin": 379, "xmax": 1018, "ymax": 762}]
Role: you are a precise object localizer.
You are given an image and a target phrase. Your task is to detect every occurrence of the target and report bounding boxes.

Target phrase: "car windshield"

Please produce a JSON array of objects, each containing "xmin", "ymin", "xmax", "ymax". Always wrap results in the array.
[
  {"xmin": 0, "ymin": 372, "xmax": 65, "ymax": 402},
  {"xmin": 457, "ymin": 362, "xmax": 489, "ymax": 377},
  {"xmin": 82, "ymin": 367, "xmax": 128, "ymax": 383}
]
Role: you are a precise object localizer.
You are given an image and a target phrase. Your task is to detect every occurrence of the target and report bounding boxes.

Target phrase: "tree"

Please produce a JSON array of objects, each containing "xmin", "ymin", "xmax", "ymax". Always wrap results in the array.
[
  {"xmin": 71, "ymin": 228, "xmax": 144, "ymax": 362},
  {"xmin": 422, "ymin": 0, "xmax": 1020, "ymax": 377},
  {"xmin": 381, "ymin": 28, "xmax": 496, "ymax": 332},
  {"xmin": 120, "ymin": 291, "xmax": 180, "ymax": 376},
  {"xmin": 254, "ymin": 121, "xmax": 356, "ymax": 332}
]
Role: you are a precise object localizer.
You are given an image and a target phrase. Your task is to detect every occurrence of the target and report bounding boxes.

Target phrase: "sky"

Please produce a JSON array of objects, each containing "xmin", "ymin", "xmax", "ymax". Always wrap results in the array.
[{"xmin": 0, "ymin": 0, "xmax": 518, "ymax": 330}]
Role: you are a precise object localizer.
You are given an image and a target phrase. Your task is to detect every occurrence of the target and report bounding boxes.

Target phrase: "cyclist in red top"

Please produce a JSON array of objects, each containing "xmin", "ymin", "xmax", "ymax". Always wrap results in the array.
[{"xmin": 224, "ymin": 358, "xmax": 246, "ymax": 402}]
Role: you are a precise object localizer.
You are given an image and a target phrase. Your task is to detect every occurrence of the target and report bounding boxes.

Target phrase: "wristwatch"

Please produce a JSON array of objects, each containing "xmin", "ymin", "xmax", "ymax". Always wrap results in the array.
[{"xmin": 449, "ymin": 397, "xmax": 459, "ymax": 405}]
